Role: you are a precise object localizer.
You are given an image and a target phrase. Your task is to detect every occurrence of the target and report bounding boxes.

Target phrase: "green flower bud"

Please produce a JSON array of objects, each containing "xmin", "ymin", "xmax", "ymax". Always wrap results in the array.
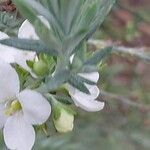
[
  {"xmin": 53, "ymin": 106, "xmax": 74, "ymax": 133},
  {"xmin": 33, "ymin": 60, "xmax": 49, "ymax": 76}
]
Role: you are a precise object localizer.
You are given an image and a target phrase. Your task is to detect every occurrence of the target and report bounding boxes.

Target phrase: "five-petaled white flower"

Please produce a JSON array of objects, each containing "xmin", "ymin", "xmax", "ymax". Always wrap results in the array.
[
  {"xmin": 0, "ymin": 60, "xmax": 51, "ymax": 150},
  {"xmin": 68, "ymin": 72, "xmax": 104, "ymax": 112},
  {"xmin": 0, "ymin": 16, "xmax": 49, "ymax": 73}
]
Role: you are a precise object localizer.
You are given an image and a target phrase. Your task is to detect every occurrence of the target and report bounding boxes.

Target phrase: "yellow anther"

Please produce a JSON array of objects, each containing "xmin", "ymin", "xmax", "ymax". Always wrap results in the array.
[
  {"xmin": 4, "ymin": 100, "xmax": 22, "ymax": 116},
  {"xmin": 11, "ymin": 100, "xmax": 22, "ymax": 111}
]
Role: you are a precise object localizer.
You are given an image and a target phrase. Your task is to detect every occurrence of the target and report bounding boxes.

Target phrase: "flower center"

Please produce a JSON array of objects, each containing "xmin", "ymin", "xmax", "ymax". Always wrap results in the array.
[{"xmin": 5, "ymin": 100, "xmax": 22, "ymax": 116}]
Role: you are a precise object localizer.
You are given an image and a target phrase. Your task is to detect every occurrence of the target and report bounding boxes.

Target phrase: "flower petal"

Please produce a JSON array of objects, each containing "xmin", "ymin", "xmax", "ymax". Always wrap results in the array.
[
  {"xmin": 18, "ymin": 20, "xmax": 39, "ymax": 40},
  {"xmin": 17, "ymin": 90, "xmax": 51, "ymax": 125},
  {"xmin": 0, "ymin": 60, "xmax": 19, "ymax": 103},
  {"xmin": 72, "ymin": 97, "xmax": 104, "ymax": 112},
  {"xmin": 0, "ymin": 45, "xmax": 17, "ymax": 63},
  {"xmin": 78, "ymin": 72, "xmax": 99, "ymax": 83},
  {"xmin": 18, "ymin": 16, "xmax": 50, "ymax": 40},
  {"xmin": 4, "ymin": 112, "xmax": 35, "ymax": 150},
  {"xmin": 68, "ymin": 84, "xmax": 104, "ymax": 112},
  {"xmin": 68, "ymin": 84, "xmax": 100, "ymax": 101},
  {"xmin": 70, "ymin": 54, "xmax": 75, "ymax": 63},
  {"xmin": 0, "ymin": 31, "xmax": 19, "ymax": 63},
  {"xmin": 0, "ymin": 31, "xmax": 9, "ymax": 39},
  {"xmin": 0, "ymin": 104, "xmax": 7, "ymax": 129}
]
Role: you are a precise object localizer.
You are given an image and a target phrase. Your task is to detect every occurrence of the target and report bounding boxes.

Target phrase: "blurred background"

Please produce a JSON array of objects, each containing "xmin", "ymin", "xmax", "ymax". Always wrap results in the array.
[{"xmin": 0, "ymin": 0, "xmax": 150, "ymax": 149}]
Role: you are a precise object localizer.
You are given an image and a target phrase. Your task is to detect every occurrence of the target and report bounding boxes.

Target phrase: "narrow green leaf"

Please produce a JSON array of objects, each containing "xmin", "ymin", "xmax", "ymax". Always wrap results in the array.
[
  {"xmin": 81, "ymin": 65, "xmax": 97, "ymax": 73},
  {"xmin": 69, "ymin": 75, "xmax": 90, "ymax": 94},
  {"xmin": 76, "ymin": 75, "xmax": 96, "ymax": 85},
  {"xmin": 33, "ymin": 0, "xmax": 65, "ymax": 41},
  {"xmin": 54, "ymin": 95, "xmax": 73, "ymax": 105},
  {"xmin": 57, "ymin": 0, "xmax": 85, "ymax": 34},
  {"xmin": 34, "ymin": 0, "xmax": 64, "ymax": 35},
  {"xmin": 34, "ymin": 19, "xmax": 61, "ymax": 53},
  {"xmin": 64, "ymin": 29, "xmax": 87, "ymax": 55},
  {"xmin": 14, "ymin": 0, "xmax": 37, "ymax": 24},
  {"xmin": 0, "ymin": 38, "xmax": 58, "ymax": 56},
  {"xmin": 87, "ymin": 0, "xmax": 116, "ymax": 38},
  {"xmin": 72, "ymin": 41, "xmax": 87, "ymax": 64},
  {"xmin": 65, "ymin": 0, "xmax": 85, "ymax": 34},
  {"xmin": 77, "ymin": 0, "xmax": 98, "ymax": 30},
  {"xmin": 84, "ymin": 47, "xmax": 112, "ymax": 65},
  {"xmin": 15, "ymin": 0, "xmax": 53, "ymax": 24}
]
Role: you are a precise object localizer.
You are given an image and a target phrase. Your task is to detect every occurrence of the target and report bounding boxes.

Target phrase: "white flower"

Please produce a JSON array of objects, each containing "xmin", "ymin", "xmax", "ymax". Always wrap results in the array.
[
  {"xmin": 0, "ymin": 60, "xmax": 51, "ymax": 150},
  {"xmin": 0, "ymin": 31, "xmax": 18, "ymax": 63},
  {"xmin": 67, "ymin": 72, "xmax": 104, "ymax": 112},
  {"xmin": 0, "ymin": 31, "xmax": 35, "ymax": 73},
  {"xmin": 0, "ymin": 16, "xmax": 50, "ymax": 73}
]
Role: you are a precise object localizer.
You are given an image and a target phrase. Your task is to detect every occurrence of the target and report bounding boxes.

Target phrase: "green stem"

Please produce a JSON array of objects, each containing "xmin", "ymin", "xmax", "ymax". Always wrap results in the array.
[{"xmin": 55, "ymin": 55, "xmax": 69, "ymax": 74}]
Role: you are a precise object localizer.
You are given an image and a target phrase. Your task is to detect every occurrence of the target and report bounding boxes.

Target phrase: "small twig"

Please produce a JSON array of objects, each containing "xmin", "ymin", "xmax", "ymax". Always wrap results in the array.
[
  {"xmin": 88, "ymin": 39, "xmax": 150, "ymax": 62},
  {"xmin": 114, "ymin": 46, "xmax": 150, "ymax": 62},
  {"xmin": 100, "ymin": 90, "xmax": 150, "ymax": 111}
]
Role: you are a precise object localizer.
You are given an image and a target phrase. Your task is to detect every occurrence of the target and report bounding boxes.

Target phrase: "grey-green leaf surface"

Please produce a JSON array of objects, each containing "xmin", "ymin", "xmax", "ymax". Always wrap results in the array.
[
  {"xmin": 84, "ymin": 47, "xmax": 113, "ymax": 65},
  {"xmin": 38, "ymin": 69, "xmax": 70, "ymax": 93},
  {"xmin": 68, "ymin": 75, "xmax": 90, "ymax": 94},
  {"xmin": 0, "ymin": 38, "xmax": 58, "ymax": 56}
]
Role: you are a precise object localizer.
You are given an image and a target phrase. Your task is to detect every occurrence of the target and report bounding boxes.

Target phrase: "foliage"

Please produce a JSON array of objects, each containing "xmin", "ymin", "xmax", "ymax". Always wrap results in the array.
[
  {"xmin": 0, "ymin": 0, "xmax": 115, "ymax": 94},
  {"xmin": 0, "ymin": 11, "xmax": 22, "ymax": 35},
  {"xmin": 0, "ymin": 0, "xmax": 149, "ymax": 150}
]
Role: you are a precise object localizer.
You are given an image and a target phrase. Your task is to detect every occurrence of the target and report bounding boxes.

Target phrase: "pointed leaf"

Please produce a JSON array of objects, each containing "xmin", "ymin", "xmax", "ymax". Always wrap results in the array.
[
  {"xmin": 84, "ymin": 47, "xmax": 112, "ymax": 65},
  {"xmin": 63, "ymin": 29, "xmax": 87, "ymax": 55},
  {"xmin": 76, "ymin": 75, "xmax": 96, "ymax": 85},
  {"xmin": 54, "ymin": 95, "xmax": 73, "ymax": 105},
  {"xmin": 87, "ymin": 0, "xmax": 116, "ymax": 38},
  {"xmin": 68, "ymin": 75, "xmax": 90, "ymax": 94},
  {"xmin": 0, "ymin": 38, "xmax": 58, "ymax": 56},
  {"xmin": 81, "ymin": 65, "xmax": 98, "ymax": 73}
]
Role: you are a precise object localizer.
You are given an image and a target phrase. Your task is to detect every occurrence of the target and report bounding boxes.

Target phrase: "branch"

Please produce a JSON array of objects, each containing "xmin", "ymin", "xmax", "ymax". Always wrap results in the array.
[
  {"xmin": 88, "ymin": 39, "xmax": 150, "ymax": 62},
  {"xmin": 100, "ymin": 90, "xmax": 150, "ymax": 111},
  {"xmin": 114, "ymin": 46, "xmax": 150, "ymax": 62}
]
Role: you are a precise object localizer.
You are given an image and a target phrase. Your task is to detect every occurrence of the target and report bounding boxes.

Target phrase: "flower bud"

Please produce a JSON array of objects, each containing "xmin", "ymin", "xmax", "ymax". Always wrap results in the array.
[
  {"xmin": 33, "ymin": 60, "xmax": 49, "ymax": 76},
  {"xmin": 53, "ymin": 106, "xmax": 74, "ymax": 133}
]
